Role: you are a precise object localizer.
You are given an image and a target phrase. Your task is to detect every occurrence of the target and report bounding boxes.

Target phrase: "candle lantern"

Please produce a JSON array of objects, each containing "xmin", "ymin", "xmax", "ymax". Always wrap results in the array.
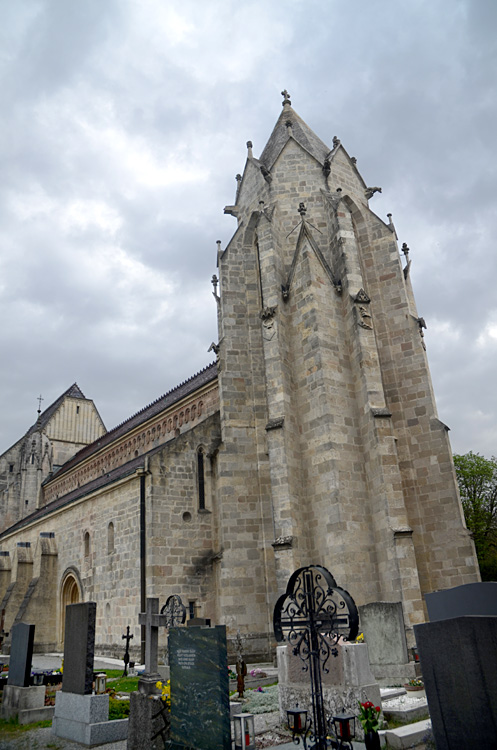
[
  {"xmin": 95, "ymin": 672, "xmax": 107, "ymax": 695},
  {"xmin": 331, "ymin": 709, "xmax": 356, "ymax": 749},
  {"xmin": 32, "ymin": 671, "xmax": 44, "ymax": 686},
  {"xmin": 233, "ymin": 712, "xmax": 255, "ymax": 750}
]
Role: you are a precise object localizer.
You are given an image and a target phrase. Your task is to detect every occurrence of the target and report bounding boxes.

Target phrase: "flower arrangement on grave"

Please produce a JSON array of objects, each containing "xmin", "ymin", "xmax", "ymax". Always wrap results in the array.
[
  {"xmin": 228, "ymin": 668, "xmax": 237, "ymax": 680},
  {"xmin": 355, "ymin": 633, "xmax": 364, "ymax": 643},
  {"xmin": 249, "ymin": 668, "xmax": 267, "ymax": 678},
  {"xmin": 357, "ymin": 701, "xmax": 381, "ymax": 734},
  {"xmin": 407, "ymin": 678, "xmax": 423, "ymax": 687},
  {"xmin": 156, "ymin": 679, "xmax": 171, "ymax": 708}
]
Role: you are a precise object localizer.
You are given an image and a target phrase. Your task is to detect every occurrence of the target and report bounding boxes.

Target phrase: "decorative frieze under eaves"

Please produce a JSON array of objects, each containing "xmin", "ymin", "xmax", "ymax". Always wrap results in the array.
[{"xmin": 43, "ymin": 384, "xmax": 219, "ymax": 504}]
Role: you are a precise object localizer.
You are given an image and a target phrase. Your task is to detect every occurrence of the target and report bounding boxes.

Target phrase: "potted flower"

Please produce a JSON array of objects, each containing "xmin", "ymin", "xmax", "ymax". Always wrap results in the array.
[
  {"xmin": 404, "ymin": 678, "xmax": 424, "ymax": 691},
  {"xmin": 357, "ymin": 701, "xmax": 381, "ymax": 750}
]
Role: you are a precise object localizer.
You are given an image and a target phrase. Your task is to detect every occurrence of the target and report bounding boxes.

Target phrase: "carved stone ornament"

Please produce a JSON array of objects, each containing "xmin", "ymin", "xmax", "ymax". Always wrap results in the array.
[
  {"xmin": 260, "ymin": 306, "xmax": 277, "ymax": 321},
  {"xmin": 357, "ymin": 305, "xmax": 373, "ymax": 329},
  {"xmin": 271, "ymin": 535, "xmax": 294, "ymax": 549},
  {"xmin": 354, "ymin": 288, "xmax": 370, "ymax": 304},
  {"xmin": 265, "ymin": 417, "xmax": 284, "ymax": 431}
]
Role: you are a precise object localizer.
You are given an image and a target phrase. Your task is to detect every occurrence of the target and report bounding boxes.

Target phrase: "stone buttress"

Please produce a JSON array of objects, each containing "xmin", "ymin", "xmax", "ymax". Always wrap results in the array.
[{"xmin": 215, "ymin": 95, "xmax": 479, "ymax": 651}]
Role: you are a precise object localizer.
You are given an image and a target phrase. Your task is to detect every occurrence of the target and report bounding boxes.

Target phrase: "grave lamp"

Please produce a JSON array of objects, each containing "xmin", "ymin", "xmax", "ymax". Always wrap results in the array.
[
  {"xmin": 32, "ymin": 672, "xmax": 44, "ymax": 686},
  {"xmin": 233, "ymin": 712, "xmax": 255, "ymax": 750},
  {"xmin": 95, "ymin": 673, "xmax": 107, "ymax": 695},
  {"xmin": 286, "ymin": 705, "xmax": 311, "ymax": 749},
  {"xmin": 331, "ymin": 709, "xmax": 356, "ymax": 749}
]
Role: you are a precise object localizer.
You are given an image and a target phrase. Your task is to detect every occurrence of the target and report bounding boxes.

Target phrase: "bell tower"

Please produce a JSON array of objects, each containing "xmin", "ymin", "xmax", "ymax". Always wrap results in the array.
[{"xmin": 214, "ymin": 93, "xmax": 479, "ymax": 652}]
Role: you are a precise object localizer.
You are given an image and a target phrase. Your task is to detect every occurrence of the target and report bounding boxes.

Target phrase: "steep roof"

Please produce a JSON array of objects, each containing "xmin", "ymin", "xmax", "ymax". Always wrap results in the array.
[
  {"xmin": 48, "ymin": 362, "xmax": 218, "ymax": 479},
  {"xmin": 259, "ymin": 101, "xmax": 330, "ymax": 170},
  {"xmin": 29, "ymin": 383, "xmax": 87, "ymax": 436}
]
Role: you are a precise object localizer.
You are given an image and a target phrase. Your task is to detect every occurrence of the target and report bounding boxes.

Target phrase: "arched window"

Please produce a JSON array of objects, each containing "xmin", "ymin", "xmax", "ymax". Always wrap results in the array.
[
  {"xmin": 84, "ymin": 531, "xmax": 90, "ymax": 557},
  {"xmin": 197, "ymin": 448, "xmax": 205, "ymax": 510},
  {"xmin": 107, "ymin": 522, "xmax": 115, "ymax": 554}
]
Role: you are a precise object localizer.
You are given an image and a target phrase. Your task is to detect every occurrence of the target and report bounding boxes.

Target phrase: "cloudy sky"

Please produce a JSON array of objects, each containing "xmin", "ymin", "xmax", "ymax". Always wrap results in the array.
[{"xmin": 0, "ymin": 0, "xmax": 496, "ymax": 459}]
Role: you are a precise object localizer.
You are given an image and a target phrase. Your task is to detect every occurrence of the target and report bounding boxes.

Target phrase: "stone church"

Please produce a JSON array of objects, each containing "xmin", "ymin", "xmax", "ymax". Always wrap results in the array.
[{"xmin": 0, "ymin": 94, "xmax": 479, "ymax": 661}]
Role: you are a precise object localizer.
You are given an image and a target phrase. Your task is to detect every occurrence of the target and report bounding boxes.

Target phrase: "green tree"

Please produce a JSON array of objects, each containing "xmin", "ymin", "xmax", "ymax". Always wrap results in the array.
[{"xmin": 453, "ymin": 452, "xmax": 497, "ymax": 581}]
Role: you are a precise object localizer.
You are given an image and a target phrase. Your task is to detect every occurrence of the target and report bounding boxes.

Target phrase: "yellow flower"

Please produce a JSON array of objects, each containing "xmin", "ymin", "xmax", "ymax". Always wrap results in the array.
[{"xmin": 356, "ymin": 633, "xmax": 364, "ymax": 643}]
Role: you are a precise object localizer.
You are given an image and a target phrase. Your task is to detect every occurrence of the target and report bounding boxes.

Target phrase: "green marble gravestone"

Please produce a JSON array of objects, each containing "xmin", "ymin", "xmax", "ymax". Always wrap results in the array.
[{"xmin": 169, "ymin": 625, "xmax": 230, "ymax": 750}]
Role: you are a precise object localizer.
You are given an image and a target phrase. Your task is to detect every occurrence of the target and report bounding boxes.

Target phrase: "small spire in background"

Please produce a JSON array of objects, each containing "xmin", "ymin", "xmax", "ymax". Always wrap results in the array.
[{"xmin": 281, "ymin": 89, "xmax": 291, "ymax": 107}]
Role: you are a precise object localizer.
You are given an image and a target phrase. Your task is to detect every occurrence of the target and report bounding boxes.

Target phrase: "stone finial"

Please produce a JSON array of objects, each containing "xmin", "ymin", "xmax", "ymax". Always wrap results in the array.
[
  {"xmin": 281, "ymin": 89, "xmax": 291, "ymax": 106},
  {"xmin": 401, "ymin": 243, "xmax": 410, "ymax": 259},
  {"xmin": 246, "ymin": 141, "xmax": 253, "ymax": 158},
  {"xmin": 351, "ymin": 156, "xmax": 357, "ymax": 165},
  {"xmin": 298, "ymin": 202, "xmax": 307, "ymax": 217},
  {"xmin": 332, "ymin": 136, "xmax": 340, "ymax": 149},
  {"xmin": 236, "ymin": 174, "xmax": 242, "ymax": 183}
]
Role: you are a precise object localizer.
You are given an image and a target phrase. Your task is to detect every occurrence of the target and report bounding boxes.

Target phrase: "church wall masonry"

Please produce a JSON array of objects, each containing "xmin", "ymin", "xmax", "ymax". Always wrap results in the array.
[{"xmin": 0, "ymin": 97, "xmax": 480, "ymax": 660}]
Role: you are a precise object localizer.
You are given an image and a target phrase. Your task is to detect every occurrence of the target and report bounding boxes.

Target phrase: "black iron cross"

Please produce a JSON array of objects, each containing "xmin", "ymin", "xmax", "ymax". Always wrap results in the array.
[
  {"xmin": 121, "ymin": 625, "xmax": 134, "ymax": 676},
  {"xmin": 274, "ymin": 565, "xmax": 359, "ymax": 750}
]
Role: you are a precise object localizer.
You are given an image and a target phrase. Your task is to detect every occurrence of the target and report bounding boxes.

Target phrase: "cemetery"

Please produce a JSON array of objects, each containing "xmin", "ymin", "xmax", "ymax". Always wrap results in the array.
[{"xmin": 2, "ymin": 573, "xmax": 495, "ymax": 748}]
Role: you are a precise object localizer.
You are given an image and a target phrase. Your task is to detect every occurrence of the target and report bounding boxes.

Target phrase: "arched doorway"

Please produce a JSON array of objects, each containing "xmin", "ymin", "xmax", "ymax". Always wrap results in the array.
[{"xmin": 60, "ymin": 569, "xmax": 82, "ymax": 645}]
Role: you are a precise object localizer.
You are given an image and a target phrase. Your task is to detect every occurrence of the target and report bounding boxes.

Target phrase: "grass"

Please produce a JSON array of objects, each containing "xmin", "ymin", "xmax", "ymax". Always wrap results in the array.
[
  {"xmin": 102, "ymin": 669, "xmax": 125, "ymax": 679},
  {"xmin": 0, "ymin": 716, "xmax": 52, "ymax": 735},
  {"xmin": 386, "ymin": 712, "xmax": 429, "ymax": 730},
  {"xmin": 107, "ymin": 675, "xmax": 139, "ymax": 693}
]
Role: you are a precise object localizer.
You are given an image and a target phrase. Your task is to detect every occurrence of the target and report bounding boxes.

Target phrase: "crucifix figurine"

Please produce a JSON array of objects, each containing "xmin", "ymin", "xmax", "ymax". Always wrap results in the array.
[
  {"xmin": 121, "ymin": 625, "xmax": 134, "ymax": 677},
  {"xmin": 138, "ymin": 597, "xmax": 169, "ymax": 695}
]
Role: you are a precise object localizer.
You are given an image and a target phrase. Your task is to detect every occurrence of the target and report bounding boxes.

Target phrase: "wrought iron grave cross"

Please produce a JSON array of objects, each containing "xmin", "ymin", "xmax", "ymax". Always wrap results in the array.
[
  {"xmin": 274, "ymin": 565, "xmax": 359, "ymax": 750},
  {"xmin": 121, "ymin": 625, "xmax": 134, "ymax": 676},
  {"xmin": 160, "ymin": 594, "xmax": 186, "ymax": 628}
]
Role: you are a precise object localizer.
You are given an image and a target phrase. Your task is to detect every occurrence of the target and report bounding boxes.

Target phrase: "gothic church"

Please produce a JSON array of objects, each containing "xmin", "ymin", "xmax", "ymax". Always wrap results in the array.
[{"xmin": 0, "ymin": 95, "xmax": 479, "ymax": 660}]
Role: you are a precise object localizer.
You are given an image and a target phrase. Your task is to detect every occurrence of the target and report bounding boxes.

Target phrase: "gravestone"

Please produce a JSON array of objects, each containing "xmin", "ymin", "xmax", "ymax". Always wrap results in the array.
[
  {"xmin": 53, "ymin": 601, "xmax": 128, "ymax": 745},
  {"xmin": 414, "ymin": 615, "xmax": 497, "ymax": 749},
  {"xmin": 7, "ymin": 622, "xmax": 34, "ymax": 687},
  {"xmin": 425, "ymin": 581, "xmax": 497, "ymax": 621},
  {"xmin": 62, "ymin": 601, "xmax": 96, "ymax": 694},
  {"xmin": 138, "ymin": 597, "xmax": 168, "ymax": 694},
  {"xmin": 128, "ymin": 597, "xmax": 171, "ymax": 749},
  {"xmin": 358, "ymin": 602, "xmax": 415, "ymax": 685},
  {"xmin": 1, "ymin": 622, "xmax": 48, "ymax": 723},
  {"xmin": 169, "ymin": 625, "xmax": 230, "ymax": 750}
]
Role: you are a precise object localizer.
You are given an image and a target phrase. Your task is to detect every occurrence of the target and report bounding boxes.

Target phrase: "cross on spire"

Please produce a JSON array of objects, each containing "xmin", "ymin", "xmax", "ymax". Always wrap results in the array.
[
  {"xmin": 281, "ymin": 89, "xmax": 291, "ymax": 106},
  {"xmin": 37, "ymin": 394, "xmax": 44, "ymax": 414}
]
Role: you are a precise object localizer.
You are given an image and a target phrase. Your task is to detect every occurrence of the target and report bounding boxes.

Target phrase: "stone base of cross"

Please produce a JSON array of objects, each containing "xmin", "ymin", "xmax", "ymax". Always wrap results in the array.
[{"xmin": 138, "ymin": 598, "xmax": 169, "ymax": 696}]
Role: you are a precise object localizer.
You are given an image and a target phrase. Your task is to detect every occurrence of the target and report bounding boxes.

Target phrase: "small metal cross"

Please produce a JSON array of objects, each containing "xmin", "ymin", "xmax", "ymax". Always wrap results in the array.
[
  {"xmin": 121, "ymin": 625, "xmax": 134, "ymax": 676},
  {"xmin": 37, "ymin": 394, "xmax": 44, "ymax": 414}
]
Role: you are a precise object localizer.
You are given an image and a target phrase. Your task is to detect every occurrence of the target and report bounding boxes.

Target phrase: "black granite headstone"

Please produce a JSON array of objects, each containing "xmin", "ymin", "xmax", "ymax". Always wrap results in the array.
[
  {"xmin": 7, "ymin": 622, "xmax": 35, "ymax": 687},
  {"xmin": 414, "ymin": 615, "xmax": 497, "ymax": 749},
  {"xmin": 425, "ymin": 581, "xmax": 497, "ymax": 621},
  {"xmin": 169, "ymin": 625, "xmax": 230, "ymax": 750},
  {"xmin": 62, "ymin": 601, "xmax": 96, "ymax": 695}
]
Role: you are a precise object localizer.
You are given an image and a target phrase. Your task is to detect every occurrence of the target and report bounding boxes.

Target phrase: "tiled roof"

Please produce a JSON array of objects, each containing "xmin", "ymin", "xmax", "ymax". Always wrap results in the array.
[
  {"xmin": 25, "ymin": 383, "xmax": 86, "ymax": 437},
  {"xmin": 48, "ymin": 362, "xmax": 218, "ymax": 480},
  {"xmin": 259, "ymin": 104, "xmax": 330, "ymax": 171},
  {"xmin": 0, "ymin": 444, "xmax": 164, "ymax": 538}
]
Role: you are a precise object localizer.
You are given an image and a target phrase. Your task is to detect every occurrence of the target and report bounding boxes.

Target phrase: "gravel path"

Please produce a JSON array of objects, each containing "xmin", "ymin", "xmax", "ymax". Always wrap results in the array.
[{"xmin": 0, "ymin": 726, "xmax": 126, "ymax": 750}]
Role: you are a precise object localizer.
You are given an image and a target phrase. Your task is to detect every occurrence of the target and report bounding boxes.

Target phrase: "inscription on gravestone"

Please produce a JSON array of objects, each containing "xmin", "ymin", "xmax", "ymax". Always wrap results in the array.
[
  {"xmin": 8, "ymin": 622, "xmax": 35, "ymax": 687},
  {"xmin": 62, "ymin": 602, "xmax": 96, "ymax": 695},
  {"xmin": 169, "ymin": 626, "xmax": 230, "ymax": 750}
]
